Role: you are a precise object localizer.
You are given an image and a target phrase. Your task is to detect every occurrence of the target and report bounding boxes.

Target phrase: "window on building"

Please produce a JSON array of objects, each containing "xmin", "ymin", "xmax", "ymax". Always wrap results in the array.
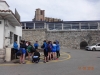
[
  {"xmin": 10, "ymin": 32, "xmax": 13, "ymax": 44},
  {"xmin": 26, "ymin": 23, "xmax": 34, "ymax": 29},
  {"xmin": 41, "ymin": 11, "xmax": 42, "ymax": 15},
  {"xmin": 72, "ymin": 23, "xmax": 79, "ymax": 29},
  {"xmin": 48, "ymin": 23, "xmax": 55, "ymax": 30},
  {"xmin": 19, "ymin": 36, "xmax": 21, "ymax": 43},
  {"xmin": 35, "ymin": 23, "xmax": 44, "ymax": 29},
  {"xmin": 14, "ymin": 34, "xmax": 18, "ymax": 42},
  {"xmin": 89, "ymin": 22, "xmax": 98, "ymax": 29},
  {"xmin": 81, "ymin": 23, "xmax": 89, "ymax": 29},
  {"xmin": 55, "ymin": 23, "xmax": 62, "ymax": 30},
  {"xmin": 63, "ymin": 23, "xmax": 71, "ymax": 29},
  {"xmin": 22, "ymin": 23, "xmax": 25, "ymax": 29}
]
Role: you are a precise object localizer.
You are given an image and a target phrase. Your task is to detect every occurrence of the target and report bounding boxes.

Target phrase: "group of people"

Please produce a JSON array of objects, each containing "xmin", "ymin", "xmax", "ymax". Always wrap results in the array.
[
  {"xmin": 13, "ymin": 40, "xmax": 60, "ymax": 64},
  {"xmin": 42, "ymin": 40, "xmax": 60, "ymax": 63}
]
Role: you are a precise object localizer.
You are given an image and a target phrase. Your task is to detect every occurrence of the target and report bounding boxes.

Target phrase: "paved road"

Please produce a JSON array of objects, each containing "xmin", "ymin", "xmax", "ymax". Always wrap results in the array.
[{"xmin": 0, "ymin": 48, "xmax": 100, "ymax": 75}]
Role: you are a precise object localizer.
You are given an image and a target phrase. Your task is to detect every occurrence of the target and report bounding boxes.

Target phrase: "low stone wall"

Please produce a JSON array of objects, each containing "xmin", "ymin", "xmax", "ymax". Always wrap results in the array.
[
  {"xmin": 22, "ymin": 29, "xmax": 46, "ymax": 46},
  {"xmin": 22, "ymin": 29, "xmax": 100, "ymax": 49},
  {"xmin": 0, "ymin": 49, "xmax": 5, "ymax": 63},
  {"xmin": 46, "ymin": 30, "xmax": 100, "ymax": 49}
]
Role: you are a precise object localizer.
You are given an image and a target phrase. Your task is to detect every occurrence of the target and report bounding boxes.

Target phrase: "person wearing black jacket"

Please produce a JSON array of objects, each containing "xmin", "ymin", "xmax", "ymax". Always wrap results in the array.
[
  {"xmin": 19, "ymin": 40, "xmax": 27, "ymax": 64},
  {"xmin": 32, "ymin": 50, "xmax": 40, "ymax": 63}
]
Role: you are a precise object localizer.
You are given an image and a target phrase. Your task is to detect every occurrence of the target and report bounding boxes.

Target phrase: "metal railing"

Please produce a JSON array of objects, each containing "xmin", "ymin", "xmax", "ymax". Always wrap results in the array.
[{"xmin": 22, "ymin": 22, "xmax": 100, "ymax": 31}]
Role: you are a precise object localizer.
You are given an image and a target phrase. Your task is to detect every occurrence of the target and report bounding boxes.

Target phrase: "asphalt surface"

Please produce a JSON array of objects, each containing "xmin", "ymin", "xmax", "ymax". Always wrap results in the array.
[{"xmin": 0, "ymin": 48, "xmax": 100, "ymax": 75}]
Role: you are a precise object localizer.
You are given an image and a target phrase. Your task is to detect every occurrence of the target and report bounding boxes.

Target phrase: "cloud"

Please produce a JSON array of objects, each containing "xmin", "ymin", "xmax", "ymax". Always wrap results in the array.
[{"xmin": 6, "ymin": 0, "xmax": 100, "ymax": 21}]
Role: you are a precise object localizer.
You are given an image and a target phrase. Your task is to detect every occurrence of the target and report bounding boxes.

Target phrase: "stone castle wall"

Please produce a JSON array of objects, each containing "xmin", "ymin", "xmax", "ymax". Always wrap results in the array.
[
  {"xmin": 22, "ymin": 29, "xmax": 46, "ymax": 45},
  {"xmin": 22, "ymin": 29, "xmax": 100, "ymax": 49}
]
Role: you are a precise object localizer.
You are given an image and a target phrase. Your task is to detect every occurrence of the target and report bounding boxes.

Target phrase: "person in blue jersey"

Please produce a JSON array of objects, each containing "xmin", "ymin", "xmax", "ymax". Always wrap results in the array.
[
  {"xmin": 52, "ymin": 42, "xmax": 57, "ymax": 60},
  {"xmin": 55, "ymin": 40, "xmax": 59, "ymax": 44},
  {"xmin": 56, "ymin": 41, "xmax": 60, "ymax": 59},
  {"xmin": 42, "ymin": 40, "xmax": 48, "ymax": 63},
  {"xmin": 34, "ymin": 41, "xmax": 39, "ymax": 50},
  {"xmin": 13, "ymin": 41, "xmax": 18, "ymax": 59}
]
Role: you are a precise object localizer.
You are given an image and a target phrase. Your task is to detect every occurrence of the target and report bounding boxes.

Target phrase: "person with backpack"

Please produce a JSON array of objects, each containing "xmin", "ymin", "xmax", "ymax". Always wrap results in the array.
[
  {"xmin": 47, "ymin": 41, "xmax": 52, "ymax": 60},
  {"xmin": 27, "ymin": 42, "xmax": 32, "ymax": 60},
  {"xmin": 19, "ymin": 40, "xmax": 26, "ymax": 64},
  {"xmin": 42, "ymin": 40, "xmax": 48, "ymax": 63}
]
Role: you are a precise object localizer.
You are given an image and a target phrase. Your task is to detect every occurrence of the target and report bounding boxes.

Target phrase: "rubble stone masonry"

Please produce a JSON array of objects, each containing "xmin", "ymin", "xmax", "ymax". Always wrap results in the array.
[{"xmin": 22, "ymin": 29, "xmax": 100, "ymax": 49}]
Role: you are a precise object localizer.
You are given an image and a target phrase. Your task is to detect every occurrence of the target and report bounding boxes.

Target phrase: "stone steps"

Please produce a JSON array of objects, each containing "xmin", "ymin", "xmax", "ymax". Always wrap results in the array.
[{"xmin": 0, "ymin": 49, "xmax": 5, "ymax": 63}]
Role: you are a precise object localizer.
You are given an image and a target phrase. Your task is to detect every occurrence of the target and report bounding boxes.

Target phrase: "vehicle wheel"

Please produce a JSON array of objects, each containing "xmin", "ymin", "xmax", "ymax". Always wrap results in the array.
[{"xmin": 92, "ymin": 48, "xmax": 96, "ymax": 51}]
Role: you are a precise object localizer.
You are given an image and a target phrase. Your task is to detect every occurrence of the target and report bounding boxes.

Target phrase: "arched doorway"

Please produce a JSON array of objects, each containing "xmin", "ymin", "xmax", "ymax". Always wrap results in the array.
[{"xmin": 80, "ymin": 41, "xmax": 88, "ymax": 49}]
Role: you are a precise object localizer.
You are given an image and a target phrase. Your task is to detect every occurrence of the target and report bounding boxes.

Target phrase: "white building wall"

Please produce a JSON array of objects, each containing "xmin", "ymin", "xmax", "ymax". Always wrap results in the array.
[
  {"xmin": 0, "ymin": 2, "xmax": 9, "ymax": 10},
  {"xmin": 0, "ymin": 1, "xmax": 22, "ymax": 49},
  {"xmin": 7, "ymin": 21, "xmax": 15, "ymax": 33},
  {"xmin": 15, "ymin": 26, "xmax": 22, "ymax": 47},
  {"xmin": 4, "ymin": 20, "xmax": 22, "ymax": 48},
  {"xmin": 5, "ymin": 21, "xmax": 16, "ymax": 47},
  {"xmin": 15, "ymin": 26, "xmax": 22, "ymax": 37},
  {"xmin": 0, "ymin": 20, "xmax": 4, "ymax": 49}
]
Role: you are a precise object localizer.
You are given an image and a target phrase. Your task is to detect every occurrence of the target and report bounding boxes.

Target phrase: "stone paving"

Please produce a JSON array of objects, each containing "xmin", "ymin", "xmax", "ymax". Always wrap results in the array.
[
  {"xmin": 0, "ymin": 51, "xmax": 70, "ymax": 66},
  {"xmin": 0, "ymin": 48, "xmax": 100, "ymax": 75}
]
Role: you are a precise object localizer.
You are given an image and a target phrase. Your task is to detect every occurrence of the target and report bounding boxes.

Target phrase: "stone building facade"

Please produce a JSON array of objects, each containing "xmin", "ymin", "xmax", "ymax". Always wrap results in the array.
[
  {"xmin": 22, "ymin": 15, "xmax": 100, "ymax": 49},
  {"xmin": 22, "ymin": 29, "xmax": 100, "ymax": 49},
  {"xmin": 33, "ymin": 8, "xmax": 62, "ymax": 22}
]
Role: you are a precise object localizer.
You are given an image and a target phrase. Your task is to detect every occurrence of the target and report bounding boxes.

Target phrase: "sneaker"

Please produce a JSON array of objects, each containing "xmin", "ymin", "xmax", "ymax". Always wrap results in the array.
[
  {"xmin": 56, "ymin": 58, "xmax": 58, "ymax": 60},
  {"xmin": 44, "ymin": 61, "xmax": 46, "ymax": 63}
]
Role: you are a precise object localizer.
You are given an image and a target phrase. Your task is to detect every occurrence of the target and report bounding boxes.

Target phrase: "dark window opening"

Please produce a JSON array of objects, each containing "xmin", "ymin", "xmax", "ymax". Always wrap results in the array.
[
  {"xmin": 22, "ymin": 27, "xmax": 25, "ymax": 29},
  {"xmin": 10, "ymin": 32, "xmax": 13, "ymax": 44},
  {"xmin": 55, "ymin": 23, "xmax": 62, "ymax": 30},
  {"xmin": 90, "ymin": 25, "xmax": 98, "ymax": 29},
  {"xmin": 41, "ymin": 11, "xmax": 42, "ymax": 15},
  {"xmin": 80, "ymin": 41, "xmax": 88, "ymax": 49},
  {"xmin": 19, "ymin": 36, "xmax": 21, "ymax": 43},
  {"xmin": 63, "ymin": 24, "xmax": 71, "ymax": 29},
  {"xmin": 14, "ymin": 34, "xmax": 18, "ymax": 42},
  {"xmin": 89, "ymin": 23, "xmax": 98, "ymax": 29},
  {"xmin": 35, "ymin": 23, "xmax": 44, "ymax": 29},
  {"xmin": 26, "ymin": 23, "xmax": 33, "ymax": 29}
]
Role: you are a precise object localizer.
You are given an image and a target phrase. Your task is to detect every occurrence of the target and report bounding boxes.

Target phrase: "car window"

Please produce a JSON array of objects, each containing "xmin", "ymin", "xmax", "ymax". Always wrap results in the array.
[{"xmin": 98, "ymin": 44, "xmax": 100, "ymax": 46}]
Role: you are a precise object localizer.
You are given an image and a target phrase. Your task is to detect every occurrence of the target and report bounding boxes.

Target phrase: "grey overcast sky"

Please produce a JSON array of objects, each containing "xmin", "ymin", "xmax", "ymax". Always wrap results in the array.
[{"xmin": 6, "ymin": 0, "xmax": 100, "ymax": 21}]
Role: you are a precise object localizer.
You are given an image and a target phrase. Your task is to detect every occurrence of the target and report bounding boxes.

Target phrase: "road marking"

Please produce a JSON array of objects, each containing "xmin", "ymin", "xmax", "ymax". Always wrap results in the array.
[{"xmin": 0, "ymin": 51, "xmax": 71, "ymax": 66}]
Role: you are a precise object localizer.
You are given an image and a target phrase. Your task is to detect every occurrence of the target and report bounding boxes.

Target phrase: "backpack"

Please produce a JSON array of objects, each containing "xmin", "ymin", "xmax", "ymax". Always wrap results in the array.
[
  {"xmin": 30, "ymin": 45, "xmax": 35, "ymax": 53},
  {"xmin": 17, "ymin": 48, "xmax": 23, "ymax": 56},
  {"xmin": 41, "ymin": 44, "xmax": 45, "ymax": 48},
  {"xmin": 47, "ymin": 44, "xmax": 52, "ymax": 51}
]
